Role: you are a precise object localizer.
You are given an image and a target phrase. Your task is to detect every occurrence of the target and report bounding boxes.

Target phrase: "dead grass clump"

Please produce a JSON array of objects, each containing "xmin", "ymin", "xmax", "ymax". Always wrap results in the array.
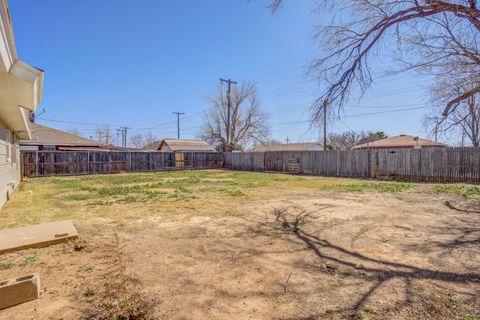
[{"xmin": 86, "ymin": 234, "xmax": 155, "ymax": 320}]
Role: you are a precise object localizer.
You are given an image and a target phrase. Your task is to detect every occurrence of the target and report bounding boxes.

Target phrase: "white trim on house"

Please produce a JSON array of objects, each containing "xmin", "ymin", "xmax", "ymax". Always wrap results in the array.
[{"xmin": 0, "ymin": 0, "xmax": 15, "ymax": 72}]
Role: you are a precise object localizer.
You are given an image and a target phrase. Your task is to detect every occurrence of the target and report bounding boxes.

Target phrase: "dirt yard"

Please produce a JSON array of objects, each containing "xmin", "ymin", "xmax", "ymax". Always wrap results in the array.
[{"xmin": 0, "ymin": 170, "xmax": 478, "ymax": 320}]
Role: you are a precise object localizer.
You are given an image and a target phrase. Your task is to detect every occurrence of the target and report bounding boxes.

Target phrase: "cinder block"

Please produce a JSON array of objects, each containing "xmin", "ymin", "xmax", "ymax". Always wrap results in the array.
[{"xmin": 0, "ymin": 273, "xmax": 40, "ymax": 310}]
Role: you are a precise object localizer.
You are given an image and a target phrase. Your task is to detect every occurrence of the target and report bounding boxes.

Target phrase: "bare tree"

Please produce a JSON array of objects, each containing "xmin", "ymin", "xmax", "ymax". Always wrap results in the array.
[
  {"xmin": 329, "ymin": 130, "xmax": 387, "ymax": 150},
  {"xmin": 267, "ymin": 1, "xmax": 480, "ymax": 122},
  {"xmin": 143, "ymin": 131, "xmax": 157, "ymax": 147},
  {"xmin": 129, "ymin": 131, "xmax": 157, "ymax": 149},
  {"xmin": 201, "ymin": 81, "xmax": 269, "ymax": 151},
  {"xmin": 427, "ymin": 77, "xmax": 480, "ymax": 146},
  {"xmin": 130, "ymin": 133, "xmax": 145, "ymax": 149},
  {"xmin": 95, "ymin": 126, "xmax": 113, "ymax": 145},
  {"xmin": 328, "ymin": 132, "xmax": 360, "ymax": 150}
]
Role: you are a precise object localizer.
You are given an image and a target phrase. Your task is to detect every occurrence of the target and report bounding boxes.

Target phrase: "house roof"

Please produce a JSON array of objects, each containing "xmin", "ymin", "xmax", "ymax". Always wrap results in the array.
[
  {"xmin": 353, "ymin": 134, "xmax": 448, "ymax": 149},
  {"xmin": 251, "ymin": 142, "xmax": 323, "ymax": 152},
  {"xmin": 20, "ymin": 123, "xmax": 105, "ymax": 147},
  {"xmin": 159, "ymin": 139, "xmax": 215, "ymax": 152}
]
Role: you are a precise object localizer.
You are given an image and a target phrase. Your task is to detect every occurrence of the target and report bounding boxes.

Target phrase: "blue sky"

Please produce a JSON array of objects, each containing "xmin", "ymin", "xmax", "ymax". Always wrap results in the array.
[{"xmin": 9, "ymin": 0, "xmax": 449, "ymax": 145}]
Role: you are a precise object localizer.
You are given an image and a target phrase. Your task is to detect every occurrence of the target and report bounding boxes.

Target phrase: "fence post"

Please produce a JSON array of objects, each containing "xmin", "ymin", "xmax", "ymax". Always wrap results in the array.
[
  {"xmin": 129, "ymin": 152, "xmax": 132, "ymax": 172},
  {"xmin": 367, "ymin": 150, "xmax": 372, "ymax": 178},
  {"xmin": 20, "ymin": 153, "xmax": 24, "ymax": 180},
  {"xmin": 87, "ymin": 151, "xmax": 90, "ymax": 175},
  {"xmin": 35, "ymin": 151, "xmax": 39, "ymax": 177}
]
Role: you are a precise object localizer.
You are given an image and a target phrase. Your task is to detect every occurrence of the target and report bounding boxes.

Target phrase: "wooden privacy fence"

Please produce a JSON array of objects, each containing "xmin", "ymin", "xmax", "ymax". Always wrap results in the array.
[
  {"xmin": 22, "ymin": 148, "xmax": 480, "ymax": 183},
  {"xmin": 22, "ymin": 151, "xmax": 223, "ymax": 177},
  {"xmin": 223, "ymin": 148, "xmax": 480, "ymax": 183}
]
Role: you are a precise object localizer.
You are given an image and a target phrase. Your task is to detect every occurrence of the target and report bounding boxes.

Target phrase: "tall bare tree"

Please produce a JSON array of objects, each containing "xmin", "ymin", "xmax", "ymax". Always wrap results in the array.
[
  {"xmin": 267, "ymin": 1, "xmax": 480, "ymax": 124},
  {"xmin": 201, "ymin": 81, "xmax": 269, "ymax": 151}
]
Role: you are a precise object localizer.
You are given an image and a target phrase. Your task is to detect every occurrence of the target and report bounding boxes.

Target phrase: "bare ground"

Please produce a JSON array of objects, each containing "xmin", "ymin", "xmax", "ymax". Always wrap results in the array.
[{"xmin": 0, "ymin": 172, "xmax": 479, "ymax": 319}]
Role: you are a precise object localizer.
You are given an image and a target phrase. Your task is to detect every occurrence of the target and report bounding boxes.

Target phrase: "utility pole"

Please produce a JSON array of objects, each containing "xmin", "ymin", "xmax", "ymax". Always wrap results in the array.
[
  {"xmin": 323, "ymin": 100, "xmax": 329, "ymax": 151},
  {"xmin": 286, "ymin": 136, "xmax": 290, "ymax": 144},
  {"xmin": 220, "ymin": 78, "xmax": 237, "ymax": 151},
  {"xmin": 119, "ymin": 126, "xmax": 130, "ymax": 147},
  {"xmin": 105, "ymin": 129, "xmax": 110, "ymax": 145},
  {"xmin": 172, "ymin": 112, "xmax": 185, "ymax": 139}
]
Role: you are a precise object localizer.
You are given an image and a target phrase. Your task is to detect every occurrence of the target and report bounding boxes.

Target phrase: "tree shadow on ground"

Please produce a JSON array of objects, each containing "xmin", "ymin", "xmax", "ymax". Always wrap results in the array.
[
  {"xmin": 238, "ymin": 207, "xmax": 480, "ymax": 319},
  {"xmin": 445, "ymin": 200, "xmax": 480, "ymax": 214}
]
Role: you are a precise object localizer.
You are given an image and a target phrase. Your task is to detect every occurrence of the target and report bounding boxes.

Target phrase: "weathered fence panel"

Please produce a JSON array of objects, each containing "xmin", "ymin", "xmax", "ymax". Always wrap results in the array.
[
  {"xmin": 223, "ymin": 152, "xmax": 265, "ymax": 172},
  {"xmin": 22, "ymin": 151, "xmax": 223, "ymax": 177},
  {"xmin": 222, "ymin": 147, "xmax": 480, "ymax": 183}
]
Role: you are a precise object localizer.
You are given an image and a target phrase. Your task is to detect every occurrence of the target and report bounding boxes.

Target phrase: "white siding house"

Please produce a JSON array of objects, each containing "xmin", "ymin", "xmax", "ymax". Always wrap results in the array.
[{"xmin": 0, "ymin": 0, "xmax": 43, "ymax": 208}]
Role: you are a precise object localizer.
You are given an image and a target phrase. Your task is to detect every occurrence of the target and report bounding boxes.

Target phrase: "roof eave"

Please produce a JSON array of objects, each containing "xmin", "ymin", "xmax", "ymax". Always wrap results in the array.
[{"xmin": 9, "ymin": 60, "xmax": 44, "ymax": 112}]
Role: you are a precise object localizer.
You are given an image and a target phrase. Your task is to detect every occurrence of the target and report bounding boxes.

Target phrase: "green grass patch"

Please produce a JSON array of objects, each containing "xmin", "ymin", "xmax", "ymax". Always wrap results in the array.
[
  {"xmin": 226, "ymin": 189, "xmax": 244, "ymax": 197},
  {"xmin": 224, "ymin": 172, "xmax": 293, "ymax": 188},
  {"xmin": 434, "ymin": 184, "xmax": 480, "ymax": 197},
  {"xmin": 84, "ymin": 287, "xmax": 95, "ymax": 297},
  {"xmin": 317, "ymin": 181, "xmax": 414, "ymax": 193},
  {"xmin": 24, "ymin": 253, "xmax": 38, "ymax": 264},
  {"xmin": 64, "ymin": 194, "xmax": 92, "ymax": 201}
]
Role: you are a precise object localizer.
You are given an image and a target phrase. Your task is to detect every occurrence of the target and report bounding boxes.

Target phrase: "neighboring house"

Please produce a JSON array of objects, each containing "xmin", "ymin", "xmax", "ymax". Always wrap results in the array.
[
  {"xmin": 0, "ymin": 0, "xmax": 43, "ymax": 207},
  {"xmin": 19, "ymin": 123, "xmax": 112, "ymax": 151},
  {"xmin": 353, "ymin": 134, "xmax": 448, "ymax": 150},
  {"xmin": 251, "ymin": 142, "xmax": 323, "ymax": 152}
]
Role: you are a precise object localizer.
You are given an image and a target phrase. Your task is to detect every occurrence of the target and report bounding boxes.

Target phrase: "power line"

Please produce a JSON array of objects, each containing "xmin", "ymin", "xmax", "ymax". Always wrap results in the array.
[
  {"xmin": 169, "ymin": 105, "xmax": 430, "ymax": 137},
  {"xmin": 269, "ymin": 106, "xmax": 428, "ymax": 128},
  {"xmin": 37, "ymin": 117, "xmax": 129, "ymax": 127}
]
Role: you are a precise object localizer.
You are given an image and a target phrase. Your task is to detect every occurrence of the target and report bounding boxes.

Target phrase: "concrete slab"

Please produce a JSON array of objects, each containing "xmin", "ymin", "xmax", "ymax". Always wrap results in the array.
[
  {"xmin": 0, "ymin": 273, "xmax": 40, "ymax": 310},
  {"xmin": 0, "ymin": 220, "xmax": 78, "ymax": 255}
]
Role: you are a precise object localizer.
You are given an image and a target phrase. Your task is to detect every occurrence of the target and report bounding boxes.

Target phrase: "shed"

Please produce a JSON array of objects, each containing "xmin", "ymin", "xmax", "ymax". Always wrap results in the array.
[
  {"xmin": 144, "ymin": 139, "xmax": 215, "ymax": 167},
  {"xmin": 158, "ymin": 139, "xmax": 215, "ymax": 152}
]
